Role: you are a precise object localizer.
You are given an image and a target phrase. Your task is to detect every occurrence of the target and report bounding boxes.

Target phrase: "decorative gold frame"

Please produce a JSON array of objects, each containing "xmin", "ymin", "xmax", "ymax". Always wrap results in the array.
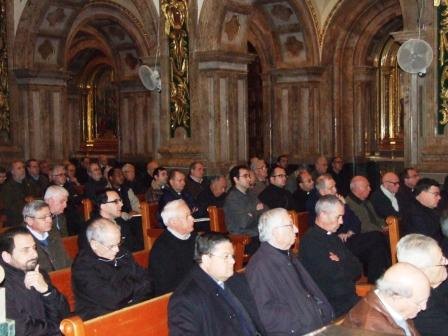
[{"xmin": 161, "ymin": 0, "xmax": 191, "ymax": 137}]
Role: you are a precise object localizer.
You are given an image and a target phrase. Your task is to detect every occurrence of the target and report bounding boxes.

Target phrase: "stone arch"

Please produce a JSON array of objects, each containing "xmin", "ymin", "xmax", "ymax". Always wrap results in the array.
[{"xmin": 320, "ymin": 0, "xmax": 403, "ymax": 159}]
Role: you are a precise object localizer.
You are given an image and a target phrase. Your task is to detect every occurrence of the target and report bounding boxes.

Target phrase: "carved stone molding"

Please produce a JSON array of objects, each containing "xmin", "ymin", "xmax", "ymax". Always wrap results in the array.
[
  {"xmin": 271, "ymin": 4, "xmax": 293, "ymax": 22},
  {"xmin": 224, "ymin": 15, "xmax": 240, "ymax": 41}
]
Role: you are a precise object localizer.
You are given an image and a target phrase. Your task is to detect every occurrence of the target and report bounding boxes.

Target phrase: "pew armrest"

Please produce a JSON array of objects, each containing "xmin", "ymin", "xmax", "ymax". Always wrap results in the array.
[{"xmin": 60, "ymin": 316, "xmax": 86, "ymax": 336}]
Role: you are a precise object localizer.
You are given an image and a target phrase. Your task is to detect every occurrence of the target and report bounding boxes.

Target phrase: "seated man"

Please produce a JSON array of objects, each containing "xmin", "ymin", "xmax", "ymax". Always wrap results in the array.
[
  {"xmin": 259, "ymin": 166, "xmax": 295, "ymax": 210},
  {"xmin": 169, "ymin": 233, "xmax": 266, "ymax": 335},
  {"xmin": 83, "ymin": 162, "xmax": 108, "ymax": 200},
  {"xmin": 397, "ymin": 234, "xmax": 448, "ymax": 335},
  {"xmin": 148, "ymin": 200, "xmax": 196, "ymax": 296},
  {"xmin": 145, "ymin": 167, "xmax": 168, "ymax": 202},
  {"xmin": 78, "ymin": 188, "xmax": 139, "ymax": 252},
  {"xmin": 311, "ymin": 155, "xmax": 328, "ymax": 180},
  {"xmin": 343, "ymin": 262, "xmax": 430, "ymax": 335},
  {"xmin": 291, "ymin": 169, "xmax": 314, "ymax": 212},
  {"xmin": 0, "ymin": 226, "xmax": 69, "ymax": 335},
  {"xmin": 23, "ymin": 200, "xmax": 71, "ymax": 272},
  {"xmin": 107, "ymin": 167, "xmax": 140, "ymax": 219},
  {"xmin": 184, "ymin": 161, "xmax": 209, "ymax": 201},
  {"xmin": 250, "ymin": 158, "xmax": 268, "ymax": 196},
  {"xmin": 0, "ymin": 160, "xmax": 33, "ymax": 226},
  {"xmin": 223, "ymin": 165, "xmax": 266, "ymax": 254},
  {"xmin": 300, "ymin": 195, "xmax": 362, "ymax": 317},
  {"xmin": 246, "ymin": 208, "xmax": 334, "ymax": 334},
  {"xmin": 329, "ymin": 156, "xmax": 351, "ymax": 196},
  {"xmin": 72, "ymin": 218, "xmax": 153, "ymax": 320},
  {"xmin": 370, "ymin": 171, "xmax": 401, "ymax": 219},
  {"xmin": 122, "ymin": 163, "xmax": 146, "ymax": 195},
  {"xmin": 397, "ymin": 167, "xmax": 420, "ymax": 210},
  {"xmin": 195, "ymin": 175, "xmax": 228, "ymax": 231},
  {"xmin": 402, "ymin": 178, "xmax": 448, "ymax": 253},
  {"xmin": 44, "ymin": 185, "xmax": 70, "ymax": 237},
  {"xmin": 25, "ymin": 158, "xmax": 49, "ymax": 198},
  {"xmin": 158, "ymin": 169, "xmax": 197, "ymax": 225},
  {"xmin": 345, "ymin": 176, "xmax": 387, "ymax": 233}
]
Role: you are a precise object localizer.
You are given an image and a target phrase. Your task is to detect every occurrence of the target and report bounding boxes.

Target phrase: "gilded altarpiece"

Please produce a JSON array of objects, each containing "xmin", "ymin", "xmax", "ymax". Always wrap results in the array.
[
  {"xmin": 161, "ymin": 0, "xmax": 191, "ymax": 137},
  {"xmin": 438, "ymin": 2, "xmax": 448, "ymax": 133},
  {"xmin": 0, "ymin": 0, "xmax": 10, "ymax": 141}
]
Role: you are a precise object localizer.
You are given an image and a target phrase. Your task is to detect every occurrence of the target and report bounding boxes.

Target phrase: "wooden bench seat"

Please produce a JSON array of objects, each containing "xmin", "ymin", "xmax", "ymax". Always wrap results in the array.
[
  {"xmin": 63, "ymin": 235, "xmax": 79, "ymax": 260},
  {"xmin": 60, "ymin": 293, "xmax": 171, "ymax": 336}
]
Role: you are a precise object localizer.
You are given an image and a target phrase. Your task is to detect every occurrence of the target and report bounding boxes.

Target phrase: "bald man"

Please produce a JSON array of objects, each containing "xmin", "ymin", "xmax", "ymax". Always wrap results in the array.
[
  {"xmin": 343, "ymin": 262, "xmax": 430, "ymax": 335},
  {"xmin": 370, "ymin": 172, "xmax": 401, "ymax": 219}
]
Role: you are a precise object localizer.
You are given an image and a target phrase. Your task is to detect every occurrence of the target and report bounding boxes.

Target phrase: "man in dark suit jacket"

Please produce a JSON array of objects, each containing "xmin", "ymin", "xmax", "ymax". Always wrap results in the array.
[
  {"xmin": 169, "ymin": 233, "xmax": 266, "ymax": 336},
  {"xmin": 370, "ymin": 171, "xmax": 401, "ymax": 219}
]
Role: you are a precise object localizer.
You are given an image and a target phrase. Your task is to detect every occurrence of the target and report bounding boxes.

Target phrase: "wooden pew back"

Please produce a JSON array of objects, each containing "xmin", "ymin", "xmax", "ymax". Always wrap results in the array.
[
  {"xmin": 82, "ymin": 199, "xmax": 93, "ymax": 221},
  {"xmin": 60, "ymin": 293, "xmax": 171, "ymax": 336},
  {"xmin": 386, "ymin": 215, "xmax": 400, "ymax": 265},
  {"xmin": 207, "ymin": 206, "xmax": 226, "ymax": 233},
  {"xmin": 63, "ymin": 235, "xmax": 79, "ymax": 260},
  {"xmin": 141, "ymin": 201, "xmax": 160, "ymax": 250}
]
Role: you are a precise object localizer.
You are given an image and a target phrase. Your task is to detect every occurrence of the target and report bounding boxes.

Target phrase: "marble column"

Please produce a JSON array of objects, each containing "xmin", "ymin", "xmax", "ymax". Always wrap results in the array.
[
  {"xmin": 13, "ymin": 70, "xmax": 69, "ymax": 161},
  {"xmin": 195, "ymin": 52, "xmax": 253, "ymax": 173},
  {"xmin": 118, "ymin": 80, "xmax": 160, "ymax": 161}
]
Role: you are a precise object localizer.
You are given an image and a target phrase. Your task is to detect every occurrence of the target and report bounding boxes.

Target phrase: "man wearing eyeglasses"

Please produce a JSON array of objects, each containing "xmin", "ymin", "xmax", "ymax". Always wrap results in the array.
[
  {"xmin": 78, "ymin": 188, "xmax": 138, "ymax": 252},
  {"xmin": 23, "ymin": 199, "xmax": 71, "ymax": 272},
  {"xmin": 223, "ymin": 165, "xmax": 266, "ymax": 254},
  {"xmin": 402, "ymin": 178, "xmax": 448, "ymax": 255},
  {"xmin": 246, "ymin": 208, "xmax": 334, "ymax": 335},
  {"xmin": 370, "ymin": 172, "xmax": 401, "ymax": 219},
  {"xmin": 72, "ymin": 218, "xmax": 153, "ymax": 320},
  {"xmin": 258, "ymin": 166, "xmax": 295, "ymax": 210},
  {"xmin": 169, "ymin": 232, "xmax": 266, "ymax": 336},
  {"xmin": 397, "ymin": 234, "xmax": 448, "ymax": 336}
]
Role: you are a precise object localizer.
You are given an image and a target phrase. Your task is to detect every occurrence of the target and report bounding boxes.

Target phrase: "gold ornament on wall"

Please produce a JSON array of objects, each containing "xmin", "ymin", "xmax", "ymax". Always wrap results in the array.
[
  {"xmin": 0, "ymin": 0, "xmax": 10, "ymax": 140},
  {"xmin": 161, "ymin": 0, "xmax": 191, "ymax": 137},
  {"xmin": 438, "ymin": 3, "xmax": 448, "ymax": 133}
]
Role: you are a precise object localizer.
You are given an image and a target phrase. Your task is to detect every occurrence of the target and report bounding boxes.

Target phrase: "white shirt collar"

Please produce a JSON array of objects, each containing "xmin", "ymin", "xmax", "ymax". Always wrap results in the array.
[
  {"xmin": 167, "ymin": 227, "xmax": 191, "ymax": 240},
  {"xmin": 380, "ymin": 185, "xmax": 399, "ymax": 212},
  {"xmin": 375, "ymin": 290, "xmax": 411, "ymax": 336},
  {"xmin": 27, "ymin": 226, "xmax": 49, "ymax": 241}
]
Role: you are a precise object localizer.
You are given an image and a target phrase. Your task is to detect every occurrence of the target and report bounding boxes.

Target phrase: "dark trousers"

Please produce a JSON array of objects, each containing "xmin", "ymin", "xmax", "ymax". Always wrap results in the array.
[{"xmin": 346, "ymin": 231, "xmax": 390, "ymax": 283}]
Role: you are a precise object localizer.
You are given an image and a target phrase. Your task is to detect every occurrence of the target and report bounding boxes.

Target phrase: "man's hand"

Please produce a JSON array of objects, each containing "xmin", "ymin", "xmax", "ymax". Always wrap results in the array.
[
  {"xmin": 336, "ymin": 193, "xmax": 346, "ymax": 204},
  {"xmin": 24, "ymin": 265, "xmax": 49, "ymax": 294},
  {"xmin": 256, "ymin": 203, "xmax": 264, "ymax": 211},
  {"xmin": 329, "ymin": 252, "xmax": 340, "ymax": 262}
]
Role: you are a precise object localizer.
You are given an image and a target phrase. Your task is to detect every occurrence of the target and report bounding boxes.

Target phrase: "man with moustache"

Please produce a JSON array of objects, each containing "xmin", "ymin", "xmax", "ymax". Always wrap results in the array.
[{"xmin": 0, "ymin": 226, "xmax": 69, "ymax": 336}]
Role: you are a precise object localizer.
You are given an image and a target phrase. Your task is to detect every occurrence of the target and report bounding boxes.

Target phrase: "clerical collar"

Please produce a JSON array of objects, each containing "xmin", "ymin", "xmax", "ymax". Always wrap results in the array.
[
  {"xmin": 27, "ymin": 226, "xmax": 49, "ymax": 241},
  {"xmin": 269, "ymin": 242, "xmax": 289, "ymax": 255},
  {"xmin": 167, "ymin": 227, "xmax": 191, "ymax": 240}
]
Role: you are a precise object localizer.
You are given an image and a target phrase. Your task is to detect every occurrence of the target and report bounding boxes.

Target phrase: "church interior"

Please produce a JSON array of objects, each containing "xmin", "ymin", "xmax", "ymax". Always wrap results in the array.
[{"xmin": 0, "ymin": 0, "xmax": 445, "ymax": 177}]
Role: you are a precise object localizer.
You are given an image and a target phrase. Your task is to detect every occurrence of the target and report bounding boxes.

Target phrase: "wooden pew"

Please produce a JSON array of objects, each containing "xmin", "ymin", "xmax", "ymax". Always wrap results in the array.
[
  {"xmin": 50, "ymin": 250, "xmax": 152, "ymax": 313},
  {"xmin": 82, "ymin": 199, "xmax": 93, "ymax": 221},
  {"xmin": 60, "ymin": 293, "xmax": 171, "ymax": 336},
  {"xmin": 355, "ymin": 283, "xmax": 374, "ymax": 297},
  {"xmin": 63, "ymin": 235, "xmax": 79, "ymax": 260},
  {"xmin": 140, "ymin": 201, "xmax": 162, "ymax": 250},
  {"xmin": 386, "ymin": 215, "xmax": 400, "ymax": 265},
  {"xmin": 207, "ymin": 206, "xmax": 252, "ymax": 271},
  {"xmin": 288, "ymin": 210, "xmax": 309, "ymax": 254}
]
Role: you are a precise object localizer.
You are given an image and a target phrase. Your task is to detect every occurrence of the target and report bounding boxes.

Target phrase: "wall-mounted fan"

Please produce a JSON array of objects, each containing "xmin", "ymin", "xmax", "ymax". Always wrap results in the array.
[
  {"xmin": 138, "ymin": 65, "xmax": 161, "ymax": 92},
  {"xmin": 397, "ymin": 0, "xmax": 433, "ymax": 76},
  {"xmin": 397, "ymin": 39, "xmax": 433, "ymax": 75}
]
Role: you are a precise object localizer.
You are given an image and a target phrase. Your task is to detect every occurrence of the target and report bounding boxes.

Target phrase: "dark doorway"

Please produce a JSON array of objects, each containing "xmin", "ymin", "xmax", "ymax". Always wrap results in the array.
[{"xmin": 247, "ymin": 42, "xmax": 264, "ymax": 159}]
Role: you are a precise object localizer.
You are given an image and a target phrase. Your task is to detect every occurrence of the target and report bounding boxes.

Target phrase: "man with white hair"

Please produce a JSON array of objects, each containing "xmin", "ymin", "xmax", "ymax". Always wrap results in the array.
[
  {"xmin": 23, "ymin": 200, "xmax": 71, "ymax": 272},
  {"xmin": 122, "ymin": 163, "xmax": 146, "ymax": 195},
  {"xmin": 343, "ymin": 262, "xmax": 430, "ymax": 335},
  {"xmin": 44, "ymin": 185, "xmax": 69, "ymax": 237},
  {"xmin": 397, "ymin": 234, "xmax": 448, "ymax": 335},
  {"xmin": 300, "ymin": 195, "xmax": 362, "ymax": 317},
  {"xmin": 148, "ymin": 199, "xmax": 196, "ymax": 296},
  {"xmin": 72, "ymin": 218, "xmax": 153, "ymax": 320},
  {"xmin": 246, "ymin": 208, "xmax": 334, "ymax": 334},
  {"xmin": 250, "ymin": 158, "xmax": 268, "ymax": 196}
]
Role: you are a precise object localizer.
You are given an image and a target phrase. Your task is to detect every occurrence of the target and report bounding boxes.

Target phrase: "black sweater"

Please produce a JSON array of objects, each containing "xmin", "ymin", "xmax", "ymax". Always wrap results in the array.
[{"xmin": 148, "ymin": 230, "xmax": 197, "ymax": 296}]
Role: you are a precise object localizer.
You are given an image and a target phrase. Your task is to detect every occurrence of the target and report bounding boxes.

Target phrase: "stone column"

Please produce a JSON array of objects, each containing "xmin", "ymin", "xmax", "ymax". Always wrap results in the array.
[
  {"xmin": 13, "ymin": 70, "xmax": 69, "ymax": 161},
  {"xmin": 270, "ymin": 67, "xmax": 326, "ymax": 163},
  {"xmin": 118, "ymin": 80, "xmax": 160, "ymax": 161},
  {"xmin": 194, "ymin": 51, "xmax": 253, "ymax": 173}
]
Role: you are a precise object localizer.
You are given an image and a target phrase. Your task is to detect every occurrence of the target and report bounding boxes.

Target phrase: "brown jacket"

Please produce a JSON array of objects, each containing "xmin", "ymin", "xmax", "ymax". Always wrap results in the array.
[{"xmin": 343, "ymin": 291, "xmax": 420, "ymax": 336}]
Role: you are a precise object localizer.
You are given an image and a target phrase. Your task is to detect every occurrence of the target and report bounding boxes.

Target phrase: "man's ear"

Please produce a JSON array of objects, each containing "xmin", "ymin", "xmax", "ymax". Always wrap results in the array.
[{"xmin": 1, "ymin": 251, "xmax": 12, "ymax": 264}]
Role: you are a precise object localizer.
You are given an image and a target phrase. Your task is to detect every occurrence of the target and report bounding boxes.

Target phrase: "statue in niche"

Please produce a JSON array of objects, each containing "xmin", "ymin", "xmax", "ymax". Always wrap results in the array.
[{"xmin": 94, "ymin": 71, "xmax": 118, "ymax": 139}]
